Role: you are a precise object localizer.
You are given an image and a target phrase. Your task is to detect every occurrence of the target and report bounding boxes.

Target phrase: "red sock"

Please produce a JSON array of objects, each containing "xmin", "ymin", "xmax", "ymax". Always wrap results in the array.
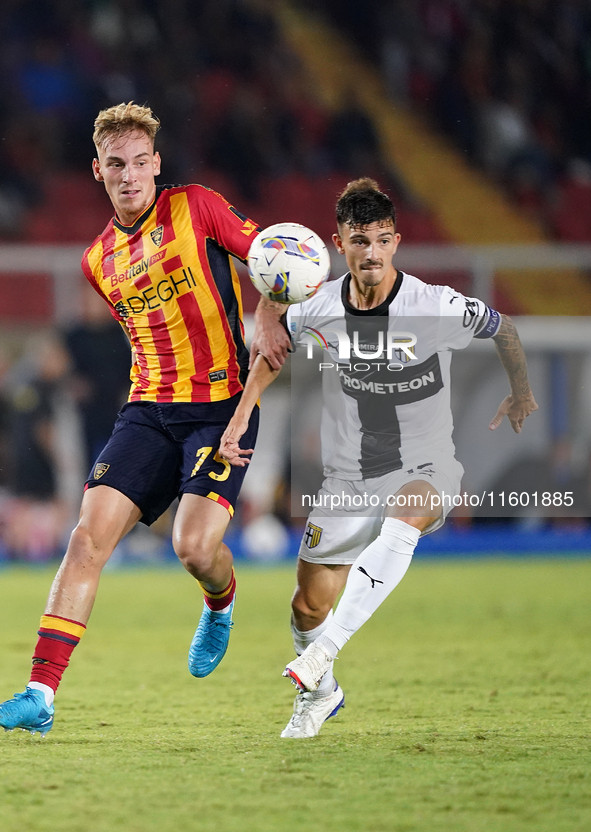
[
  {"xmin": 200, "ymin": 569, "xmax": 236, "ymax": 612},
  {"xmin": 29, "ymin": 614, "xmax": 86, "ymax": 693}
]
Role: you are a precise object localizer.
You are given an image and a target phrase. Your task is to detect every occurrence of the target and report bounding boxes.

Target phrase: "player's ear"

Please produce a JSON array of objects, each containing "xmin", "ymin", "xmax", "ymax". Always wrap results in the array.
[
  {"xmin": 153, "ymin": 151, "xmax": 161, "ymax": 176},
  {"xmin": 92, "ymin": 158, "xmax": 103, "ymax": 182},
  {"xmin": 332, "ymin": 232, "xmax": 344, "ymax": 254}
]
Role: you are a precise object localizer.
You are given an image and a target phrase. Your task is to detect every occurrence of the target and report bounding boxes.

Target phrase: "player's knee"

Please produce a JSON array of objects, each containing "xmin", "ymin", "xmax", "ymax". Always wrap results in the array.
[
  {"xmin": 291, "ymin": 589, "xmax": 332, "ymax": 625},
  {"xmin": 66, "ymin": 523, "xmax": 112, "ymax": 567},
  {"xmin": 173, "ymin": 533, "xmax": 217, "ymax": 573}
]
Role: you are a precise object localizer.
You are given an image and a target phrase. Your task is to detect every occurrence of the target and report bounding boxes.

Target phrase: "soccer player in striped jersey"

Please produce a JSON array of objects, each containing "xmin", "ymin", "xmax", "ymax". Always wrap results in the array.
[
  {"xmin": 218, "ymin": 178, "xmax": 538, "ymax": 738},
  {"xmin": 0, "ymin": 102, "xmax": 289, "ymax": 736}
]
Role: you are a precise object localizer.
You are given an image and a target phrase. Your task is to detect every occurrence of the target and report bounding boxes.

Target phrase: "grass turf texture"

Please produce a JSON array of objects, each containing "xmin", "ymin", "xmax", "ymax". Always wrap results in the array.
[{"xmin": 0, "ymin": 560, "xmax": 589, "ymax": 832}]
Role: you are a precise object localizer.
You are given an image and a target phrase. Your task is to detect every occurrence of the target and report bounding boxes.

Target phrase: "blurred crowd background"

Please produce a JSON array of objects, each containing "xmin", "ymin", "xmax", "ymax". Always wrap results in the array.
[
  {"xmin": 0, "ymin": 0, "xmax": 590, "ymax": 562},
  {"xmin": 2, "ymin": 0, "xmax": 591, "ymax": 245},
  {"xmin": 323, "ymin": 0, "xmax": 591, "ymax": 238}
]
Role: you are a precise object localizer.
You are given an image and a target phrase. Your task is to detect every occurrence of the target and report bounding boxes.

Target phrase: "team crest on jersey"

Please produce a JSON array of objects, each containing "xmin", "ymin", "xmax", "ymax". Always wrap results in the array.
[
  {"xmin": 390, "ymin": 338, "xmax": 416, "ymax": 364},
  {"xmin": 305, "ymin": 522, "xmax": 323, "ymax": 549},
  {"xmin": 93, "ymin": 463, "xmax": 110, "ymax": 480},
  {"xmin": 150, "ymin": 225, "xmax": 164, "ymax": 247}
]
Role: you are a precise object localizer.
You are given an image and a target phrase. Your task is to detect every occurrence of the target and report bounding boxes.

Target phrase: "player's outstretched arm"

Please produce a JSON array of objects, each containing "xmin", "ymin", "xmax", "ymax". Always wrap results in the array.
[
  {"xmin": 250, "ymin": 297, "xmax": 291, "ymax": 370},
  {"xmin": 219, "ymin": 354, "xmax": 280, "ymax": 465},
  {"xmin": 490, "ymin": 314, "xmax": 538, "ymax": 433}
]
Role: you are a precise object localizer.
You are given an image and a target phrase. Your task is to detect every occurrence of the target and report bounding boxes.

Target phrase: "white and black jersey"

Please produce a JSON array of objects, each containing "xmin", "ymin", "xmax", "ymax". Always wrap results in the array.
[{"xmin": 286, "ymin": 270, "xmax": 501, "ymax": 482}]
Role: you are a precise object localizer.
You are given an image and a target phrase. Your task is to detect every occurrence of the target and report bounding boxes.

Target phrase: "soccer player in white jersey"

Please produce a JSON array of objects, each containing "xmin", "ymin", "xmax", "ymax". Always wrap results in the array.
[{"xmin": 220, "ymin": 178, "xmax": 538, "ymax": 738}]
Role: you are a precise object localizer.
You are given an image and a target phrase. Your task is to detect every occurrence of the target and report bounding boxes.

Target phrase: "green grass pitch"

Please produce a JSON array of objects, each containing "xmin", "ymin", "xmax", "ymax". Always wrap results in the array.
[{"xmin": 0, "ymin": 558, "xmax": 589, "ymax": 832}]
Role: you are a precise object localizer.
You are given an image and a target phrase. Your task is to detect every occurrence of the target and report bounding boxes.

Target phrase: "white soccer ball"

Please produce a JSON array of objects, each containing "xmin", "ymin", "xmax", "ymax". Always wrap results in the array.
[{"xmin": 247, "ymin": 222, "xmax": 330, "ymax": 304}]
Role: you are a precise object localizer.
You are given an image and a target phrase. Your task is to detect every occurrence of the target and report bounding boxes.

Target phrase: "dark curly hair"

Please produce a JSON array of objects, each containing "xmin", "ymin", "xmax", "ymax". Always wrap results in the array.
[{"xmin": 335, "ymin": 178, "xmax": 396, "ymax": 229}]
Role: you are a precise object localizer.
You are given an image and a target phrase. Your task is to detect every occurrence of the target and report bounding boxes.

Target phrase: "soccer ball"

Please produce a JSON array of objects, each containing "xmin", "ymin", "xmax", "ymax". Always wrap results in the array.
[{"xmin": 247, "ymin": 222, "xmax": 330, "ymax": 304}]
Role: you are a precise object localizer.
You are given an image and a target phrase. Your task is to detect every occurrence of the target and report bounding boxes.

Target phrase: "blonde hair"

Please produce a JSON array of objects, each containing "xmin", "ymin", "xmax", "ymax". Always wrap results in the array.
[{"xmin": 93, "ymin": 102, "xmax": 160, "ymax": 152}]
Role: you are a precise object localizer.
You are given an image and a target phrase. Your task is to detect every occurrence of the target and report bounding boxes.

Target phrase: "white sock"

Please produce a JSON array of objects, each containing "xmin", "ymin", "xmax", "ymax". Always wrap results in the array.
[
  {"xmin": 214, "ymin": 599, "xmax": 233, "ymax": 615},
  {"xmin": 28, "ymin": 682, "xmax": 55, "ymax": 707},
  {"xmin": 292, "ymin": 609, "xmax": 335, "ymax": 694},
  {"xmin": 318, "ymin": 518, "xmax": 420, "ymax": 655}
]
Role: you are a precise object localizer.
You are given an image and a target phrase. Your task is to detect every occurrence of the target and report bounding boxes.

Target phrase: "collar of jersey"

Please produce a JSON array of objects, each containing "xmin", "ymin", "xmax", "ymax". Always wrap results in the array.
[
  {"xmin": 112, "ymin": 185, "xmax": 171, "ymax": 234},
  {"xmin": 342, "ymin": 269, "xmax": 403, "ymax": 315}
]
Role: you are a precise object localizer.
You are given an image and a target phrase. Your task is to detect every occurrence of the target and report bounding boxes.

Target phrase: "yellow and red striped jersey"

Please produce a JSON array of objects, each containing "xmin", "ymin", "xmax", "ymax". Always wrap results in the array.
[{"xmin": 81, "ymin": 184, "xmax": 260, "ymax": 403}]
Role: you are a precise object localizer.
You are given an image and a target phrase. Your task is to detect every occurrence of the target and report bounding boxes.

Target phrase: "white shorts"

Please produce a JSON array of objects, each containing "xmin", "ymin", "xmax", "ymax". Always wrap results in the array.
[{"xmin": 298, "ymin": 456, "xmax": 463, "ymax": 565}]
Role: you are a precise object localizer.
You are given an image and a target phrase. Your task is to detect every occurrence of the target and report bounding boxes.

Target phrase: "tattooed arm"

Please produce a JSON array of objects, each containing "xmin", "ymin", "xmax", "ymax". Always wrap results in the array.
[{"xmin": 489, "ymin": 314, "xmax": 538, "ymax": 433}]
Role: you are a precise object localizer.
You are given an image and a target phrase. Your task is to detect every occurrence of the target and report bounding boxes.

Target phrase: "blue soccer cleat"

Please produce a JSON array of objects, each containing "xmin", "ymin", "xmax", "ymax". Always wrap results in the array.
[
  {"xmin": 0, "ymin": 687, "xmax": 54, "ymax": 737},
  {"xmin": 188, "ymin": 599, "xmax": 235, "ymax": 678}
]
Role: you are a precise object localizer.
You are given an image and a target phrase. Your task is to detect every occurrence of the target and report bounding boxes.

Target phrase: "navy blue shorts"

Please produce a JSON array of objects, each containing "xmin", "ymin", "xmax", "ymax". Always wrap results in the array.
[{"xmin": 85, "ymin": 396, "xmax": 259, "ymax": 525}]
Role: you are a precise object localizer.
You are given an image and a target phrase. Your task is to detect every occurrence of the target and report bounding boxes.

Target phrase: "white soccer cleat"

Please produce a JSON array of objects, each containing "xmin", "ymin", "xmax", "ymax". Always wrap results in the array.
[
  {"xmin": 282, "ymin": 642, "xmax": 334, "ymax": 692},
  {"xmin": 281, "ymin": 681, "xmax": 345, "ymax": 739}
]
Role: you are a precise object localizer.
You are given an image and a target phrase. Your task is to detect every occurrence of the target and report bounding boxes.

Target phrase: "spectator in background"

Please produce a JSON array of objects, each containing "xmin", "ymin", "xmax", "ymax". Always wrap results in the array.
[
  {"xmin": 4, "ymin": 332, "xmax": 70, "ymax": 561},
  {"xmin": 64, "ymin": 282, "xmax": 130, "ymax": 472},
  {"xmin": 312, "ymin": 0, "xmax": 591, "ymax": 230}
]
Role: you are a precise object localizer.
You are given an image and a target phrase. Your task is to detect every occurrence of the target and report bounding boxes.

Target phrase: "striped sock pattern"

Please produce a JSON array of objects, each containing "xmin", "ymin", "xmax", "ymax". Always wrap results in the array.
[
  {"xmin": 29, "ymin": 615, "xmax": 86, "ymax": 693},
  {"xmin": 200, "ymin": 569, "xmax": 236, "ymax": 612}
]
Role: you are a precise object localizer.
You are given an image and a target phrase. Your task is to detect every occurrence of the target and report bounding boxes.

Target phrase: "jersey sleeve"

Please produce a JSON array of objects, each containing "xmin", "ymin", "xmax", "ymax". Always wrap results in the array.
[
  {"xmin": 285, "ymin": 303, "xmax": 306, "ymax": 351},
  {"xmin": 437, "ymin": 285, "xmax": 501, "ymax": 350},
  {"xmin": 188, "ymin": 185, "xmax": 261, "ymax": 262},
  {"xmin": 81, "ymin": 247, "xmax": 122, "ymax": 323}
]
